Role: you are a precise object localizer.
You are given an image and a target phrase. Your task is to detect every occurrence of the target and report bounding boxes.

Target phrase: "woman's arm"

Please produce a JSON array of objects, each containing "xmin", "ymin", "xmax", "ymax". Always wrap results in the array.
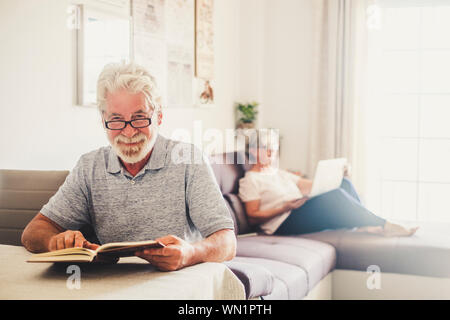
[
  {"xmin": 244, "ymin": 200, "xmax": 287, "ymax": 225},
  {"xmin": 296, "ymin": 178, "xmax": 313, "ymax": 196},
  {"xmin": 285, "ymin": 170, "xmax": 313, "ymax": 196},
  {"xmin": 244, "ymin": 198, "xmax": 307, "ymax": 226}
]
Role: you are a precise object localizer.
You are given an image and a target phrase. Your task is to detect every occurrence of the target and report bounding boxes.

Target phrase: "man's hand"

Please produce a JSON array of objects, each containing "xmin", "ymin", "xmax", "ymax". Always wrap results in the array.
[
  {"xmin": 283, "ymin": 197, "xmax": 308, "ymax": 211},
  {"xmin": 48, "ymin": 230, "xmax": 99, "ymax": 251},
  {"xmin": 135, "ymin": 235, "xmax": 195, "ymax": 272}
]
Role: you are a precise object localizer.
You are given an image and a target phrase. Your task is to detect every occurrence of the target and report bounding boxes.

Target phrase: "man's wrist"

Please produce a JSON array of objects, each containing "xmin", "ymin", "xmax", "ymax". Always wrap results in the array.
[
  {"xmin": 187, "ymin": 230, "xmax": 236, "ymax": 266},
  {"xmin": 187, "ymin": 242, "xmax": 203, "ymax": 266}
]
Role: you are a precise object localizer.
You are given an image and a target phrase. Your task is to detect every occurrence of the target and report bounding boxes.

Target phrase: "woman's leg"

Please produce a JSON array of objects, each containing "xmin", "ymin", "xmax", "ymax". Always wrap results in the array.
[
  {"xmin": 340, "ymin": 177, "xmax": 361, "ymax": 203},
  {"xmin": 275, "ymin": 188, "xmax": 386, "ymax": 236},
  {"xmin": 338, "ymin": 178, "xmax": 418, "ymax": 236}
]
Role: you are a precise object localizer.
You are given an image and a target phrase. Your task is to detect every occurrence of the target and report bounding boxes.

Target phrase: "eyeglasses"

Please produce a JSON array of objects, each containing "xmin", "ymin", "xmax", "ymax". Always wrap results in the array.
[{"xmin": 104, "ymin": 118, "xmax": 152, "ymax": 130}]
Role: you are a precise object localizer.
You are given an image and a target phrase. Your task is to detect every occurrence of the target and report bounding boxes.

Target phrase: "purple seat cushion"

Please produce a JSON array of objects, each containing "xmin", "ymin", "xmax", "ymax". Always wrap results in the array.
[
  {"xmin": 236, "ymin": 235, "xmax": 336, "ymax": 293},
  {"xmin": 298, "ymin": 226, "xmax": 450, "ymax": 278}
]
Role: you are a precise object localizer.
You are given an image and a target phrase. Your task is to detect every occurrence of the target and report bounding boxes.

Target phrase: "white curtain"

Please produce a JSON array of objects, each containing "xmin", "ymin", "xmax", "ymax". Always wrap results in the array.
[{"xmin": 307, "ymin": 0, "xmax": 370, "ymax": 194}]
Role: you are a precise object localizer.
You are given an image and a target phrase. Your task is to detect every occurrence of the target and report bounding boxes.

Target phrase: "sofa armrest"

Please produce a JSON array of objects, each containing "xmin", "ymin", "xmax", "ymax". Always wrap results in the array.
[{"xmin": 224, "ymin": 260, "xmax": 274, "ymax": 299}]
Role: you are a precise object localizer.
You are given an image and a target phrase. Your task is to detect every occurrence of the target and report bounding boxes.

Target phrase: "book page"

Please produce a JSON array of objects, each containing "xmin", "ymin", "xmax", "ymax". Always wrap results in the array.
[
  {"xmin": 27, "ymin": 240, "xmax": 164, "ymax": 263},
  {"xmin": 26, "ymin": 247, "xmax": 96, "ymax": 263},
  {"xmin": 29, "ymin": 247, "xmax": 95, "ymax": 257},
  {"xmin": 97, "ymin": 240, "xmax": 161, "ymax": 251}
]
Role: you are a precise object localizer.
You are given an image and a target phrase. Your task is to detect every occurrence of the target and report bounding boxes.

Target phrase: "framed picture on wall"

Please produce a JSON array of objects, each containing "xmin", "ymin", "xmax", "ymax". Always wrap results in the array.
[
  {"xmin": 133, "ymin": 0, "xmax": 195, "ymax": 108},
  {"xmin": 75, "ymin": 0, "xmax": 215, "ymax": 108},
  {"xmin": 194, "ymin": 0, "xmax": 214, "ymax": 107},
  {"xmin": 194, "ymin": 0, "xmax": 214, "ymax": 80}
]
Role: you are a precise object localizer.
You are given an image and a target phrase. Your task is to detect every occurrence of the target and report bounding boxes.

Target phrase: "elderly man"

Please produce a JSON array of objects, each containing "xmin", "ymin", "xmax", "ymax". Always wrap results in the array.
[{"xmin": 21, "ymin": 63, "xmax": 236, "ymax": 271}]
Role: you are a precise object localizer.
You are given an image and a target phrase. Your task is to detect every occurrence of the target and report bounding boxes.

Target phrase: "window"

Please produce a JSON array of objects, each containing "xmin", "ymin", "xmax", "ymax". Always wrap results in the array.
[
  {"xmin": 364, "ymin": 0, "xmax": 450, "ymax": 223},
  {"xmin": 76, "ymin": 1, "xmax": 131, "ymax": 107}
]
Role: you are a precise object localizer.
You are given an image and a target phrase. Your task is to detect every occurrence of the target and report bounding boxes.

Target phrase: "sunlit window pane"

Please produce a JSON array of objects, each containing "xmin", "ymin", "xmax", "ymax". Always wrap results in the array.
[
  {"xmin": 418, "ymin": 183, "xmax": 450, "ymax": 222},
  {"xmin": 381, "ymin": 181, "xmax": 417, "ymax": 221},
  {"xmin": 365, "ymin": 1, "xmax": 450, "ymax": 223},
  {"xmin": 419, "ymin": 140, "xmax": 450, "ymax": 183},
  {"xmin": 420, "ymin": 95, "xmax": 450, "ymax": 138},
  {"xmin": 421, "ymin": 52, "xmax": 450, "ymax": 93},
  {"xmin": 380, "ymin": 138, "xmax": 418, "ymax": 181},
  {"xmin": 381, "ymin": 52, "xmax": 419, "ymax": 93},
  {"xmin": 381, "ymin": 7, "xmax": 420, "ymax": 50},
  {"xmin": 421, "ymin": 7, "xmax": 450, "ymax": 49},
  {"xmin": 379, "ymin": 95, "xmax": 419, "ymax": 138}
]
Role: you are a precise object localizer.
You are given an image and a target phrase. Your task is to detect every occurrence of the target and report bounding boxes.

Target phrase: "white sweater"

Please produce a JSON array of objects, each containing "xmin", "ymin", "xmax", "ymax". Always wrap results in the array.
[{"xmin": 238, "ymin": 167, "xmax": 303, "ymax": 234}]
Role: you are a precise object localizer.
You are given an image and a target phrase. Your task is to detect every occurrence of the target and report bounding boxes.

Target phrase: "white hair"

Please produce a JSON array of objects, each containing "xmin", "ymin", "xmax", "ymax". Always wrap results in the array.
[{"xmin": 96, "ymin": 62, "xmax": 162, "ymax": 113}]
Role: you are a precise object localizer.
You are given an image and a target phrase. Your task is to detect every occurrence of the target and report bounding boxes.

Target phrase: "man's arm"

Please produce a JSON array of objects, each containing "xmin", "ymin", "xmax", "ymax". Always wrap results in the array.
[
  {"xmin": 22, "ymin": 213, "xmax": 64, "ymax": 253},
  {"xmin": 135, "ymin": 228, "xmax": 236, "ymax": 271},
  {"xmin": 190, "ymin": 229, "xmax": 236, "ymax": 263},
  {"xmin": 21, "ymin": 213, "xmax": 98, "ymax": 253},
  {"xmin": 23, "ymin": 155, "xmax": 94, "ymax": 253}
]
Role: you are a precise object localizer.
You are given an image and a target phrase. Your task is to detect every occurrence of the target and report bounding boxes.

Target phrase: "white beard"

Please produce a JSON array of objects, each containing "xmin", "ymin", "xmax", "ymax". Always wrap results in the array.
[{"xmin": 111, "ymin": 125, "xmax": 159, "ymax": 164}]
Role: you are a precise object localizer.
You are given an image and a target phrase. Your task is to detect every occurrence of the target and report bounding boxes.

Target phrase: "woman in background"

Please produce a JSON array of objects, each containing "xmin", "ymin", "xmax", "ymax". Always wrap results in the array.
[{"xmin": 238, "ymin": 130, "xmax": 418, "ymax": 237}]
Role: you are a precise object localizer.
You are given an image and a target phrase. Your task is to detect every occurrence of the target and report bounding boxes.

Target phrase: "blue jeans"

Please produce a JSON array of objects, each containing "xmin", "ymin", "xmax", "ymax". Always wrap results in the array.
[{"xmin": 274, "ymin": 178, "xmax": 386, "ymax": 235}]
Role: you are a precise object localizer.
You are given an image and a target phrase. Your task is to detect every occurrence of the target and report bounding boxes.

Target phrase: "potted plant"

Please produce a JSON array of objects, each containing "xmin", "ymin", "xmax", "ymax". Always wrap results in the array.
[{"xmin": 236, "ymin": 101, "xmax": 258, "ymax": 129}]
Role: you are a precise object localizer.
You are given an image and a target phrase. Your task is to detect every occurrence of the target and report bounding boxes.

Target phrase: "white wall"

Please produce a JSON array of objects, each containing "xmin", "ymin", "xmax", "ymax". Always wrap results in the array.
[
  {"xmin": 0, "ymin": 0, "xmax": 240, "ymax": 170},
  {"xmin": 0, "ymin": 0, "xmax": 98, "ymax": 171},
  {"xmin": 238, "ymin": 0, "xmax": 315, "ymax": 173}
]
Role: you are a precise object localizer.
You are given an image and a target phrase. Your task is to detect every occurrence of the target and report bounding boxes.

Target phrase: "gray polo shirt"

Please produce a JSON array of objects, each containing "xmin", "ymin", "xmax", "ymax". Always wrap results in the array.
[{"xmin": 40, "ymin": 134, "xmax": 234, "ymax": 244}]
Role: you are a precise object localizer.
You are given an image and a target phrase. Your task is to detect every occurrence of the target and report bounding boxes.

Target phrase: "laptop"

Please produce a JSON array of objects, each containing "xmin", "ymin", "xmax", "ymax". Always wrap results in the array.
[{"xmin": 305, "ymin": 158, "xmax": 348, "ymax": 198}]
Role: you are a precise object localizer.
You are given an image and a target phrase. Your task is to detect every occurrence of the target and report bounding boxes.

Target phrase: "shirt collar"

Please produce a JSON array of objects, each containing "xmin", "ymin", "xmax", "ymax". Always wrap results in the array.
[{"xmin": 106, "ymin": 134, "xmax": 168, "ymax": 174}]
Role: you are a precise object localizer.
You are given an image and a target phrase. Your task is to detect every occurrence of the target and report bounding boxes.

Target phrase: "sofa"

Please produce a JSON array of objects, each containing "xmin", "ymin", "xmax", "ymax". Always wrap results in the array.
[
  {"xmin": 2, "ymin": 155, "xmax": 450, "ymax": 300},
  {"xmin": 209, "ymin": 152, "xmax": 450, "ymax": 300}
]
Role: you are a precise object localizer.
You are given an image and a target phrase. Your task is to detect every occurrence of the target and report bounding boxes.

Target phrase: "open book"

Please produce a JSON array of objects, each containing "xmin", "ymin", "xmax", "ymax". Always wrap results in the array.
[{"xmin": 27, "ymin": 240, "xmax": 165, "ymax": 263}]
